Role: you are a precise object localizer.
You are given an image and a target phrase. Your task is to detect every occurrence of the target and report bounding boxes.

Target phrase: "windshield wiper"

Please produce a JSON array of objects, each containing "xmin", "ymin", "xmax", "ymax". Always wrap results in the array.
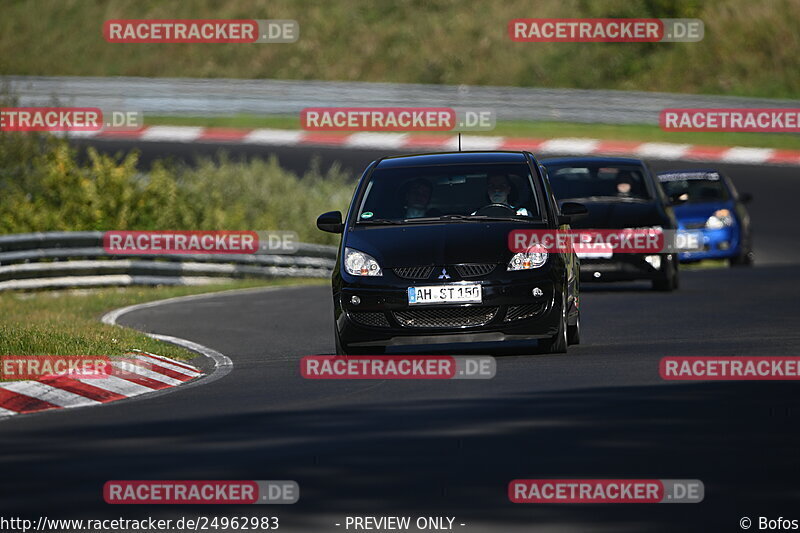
[
  {"xmin": 400, "ymin": 215, "xmax": 470, "ymax": 223},
  {"xmin": 360, "ymin": 214, "xmax": 538, "ymax": 225},
  {"xmin": 357, "ymin": 218, "xmax": 404, "ymax": 225},
  {"xmin": 465, "ymin": 215, "xmax": 540, "ymax": 222},
  {"xmin": 404, "ymin": 214, "xmax": 539, "ymax": 223}
]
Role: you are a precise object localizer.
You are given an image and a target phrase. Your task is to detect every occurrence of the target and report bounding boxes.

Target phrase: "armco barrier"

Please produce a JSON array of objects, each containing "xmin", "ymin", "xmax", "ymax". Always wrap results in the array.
[
  {"xmin": 9, "ymin": 76, "xmax": 799, "ymax": 125},
  {"xmin": 0, "ymin": 231, "xmax": 337, "ymax": 291}
]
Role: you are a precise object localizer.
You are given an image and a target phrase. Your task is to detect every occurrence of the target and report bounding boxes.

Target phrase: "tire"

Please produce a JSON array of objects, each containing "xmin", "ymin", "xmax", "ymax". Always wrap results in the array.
[
  {"xmin": 540, "ymin": 296, "xmax": 568, "ymax": 354},
  {"xmin": 730, "ymin": 249, "xmax": 754, "ymax": 267},
  {"xmin": 334, "ymin": 327, "xmax": 347, "ymax": 355},
  {"xmin": 652, "ymin": 261, "xmax": 677, "ymax": 292},
  {"xmin": 567, "ymin": 312, "xmax": 580, "ymax": 345}
]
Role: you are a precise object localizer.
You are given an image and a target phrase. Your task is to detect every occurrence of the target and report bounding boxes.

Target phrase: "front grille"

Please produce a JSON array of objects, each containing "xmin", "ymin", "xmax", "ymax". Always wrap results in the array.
[
  {"xmin": 349, "ymin": 311, "xmax": 390, "ymax": 328},
  {"xmin": 394, "ymin": 306, "xmax": 498, "ymax": 328},
  {"xmin": 505, "ymin": 303, "xmax": 546, "ymax": 322},
  {"xmin": 393, "ymin": 266, "xmax": 434, "ymax": 280},
  {"xmin": 454, "ymin": 263, "xmax": 497, "ymax": 278}
]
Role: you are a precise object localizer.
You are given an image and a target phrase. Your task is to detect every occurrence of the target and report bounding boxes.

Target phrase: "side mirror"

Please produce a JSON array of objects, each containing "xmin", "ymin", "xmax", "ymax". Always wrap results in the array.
[
  {"xmin": 558, "ymin": 202, "xmax": 589, "ymax": 225},
  {"xmin": 316, "ymin": 211, "xmax": 344, "ymax": 233},
  {"xmin": 739, "ymin": 192, "xmax": 753, "ymax": 204}
]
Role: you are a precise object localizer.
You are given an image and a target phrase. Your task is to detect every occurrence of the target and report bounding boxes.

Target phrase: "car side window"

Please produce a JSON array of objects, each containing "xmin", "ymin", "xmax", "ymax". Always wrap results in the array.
[{"xmin": 537, "ymin": 163, "xmax": 560, "ymax": 221}]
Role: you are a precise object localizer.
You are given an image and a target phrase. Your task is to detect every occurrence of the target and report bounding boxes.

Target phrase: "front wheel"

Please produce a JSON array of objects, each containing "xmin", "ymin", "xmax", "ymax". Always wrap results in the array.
[
  {"xmin": 730, "ymin": 249, "xmax": 754, "ymax": 267},
  {"xmin": 540, "ymin": 296, "xmax": 568, "ymax": 354},
  {"xmin": 567, "ymin": 312, "xmax": 580, "ymax": 345},
  {"xmin": 334, "ymin": 327, "xmax": 347, "ymax": 355},
  {"xmin": 652, "ymin": 261, "xmax": 678, "ymax": 291}
]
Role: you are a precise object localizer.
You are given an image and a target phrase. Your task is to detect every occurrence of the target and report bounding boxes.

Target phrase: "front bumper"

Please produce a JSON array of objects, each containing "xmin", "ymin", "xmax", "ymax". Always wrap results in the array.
[
  {"xmin": 335, "ymin": 278, "xmax": 563, "ymax": 348},
  {"xmin": 677, "ymin": 227, "xmax": 740, "ymax": 261},
  {"xmin": 579, "ymin": 254, "xmax": 670, "ymax": 282}
]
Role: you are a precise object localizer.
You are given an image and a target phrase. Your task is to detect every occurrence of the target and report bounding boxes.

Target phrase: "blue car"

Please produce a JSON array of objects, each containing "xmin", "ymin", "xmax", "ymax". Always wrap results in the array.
[{"xmin": 657, "ymin": 169, "xmax": 754, "ymax": 265}]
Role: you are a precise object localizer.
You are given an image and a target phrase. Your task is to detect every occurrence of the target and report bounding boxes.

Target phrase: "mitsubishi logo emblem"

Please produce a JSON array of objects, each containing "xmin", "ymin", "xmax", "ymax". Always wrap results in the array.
[{"xmin": 438, "ymin": 268, "xmax": 451, "ymax": 280}]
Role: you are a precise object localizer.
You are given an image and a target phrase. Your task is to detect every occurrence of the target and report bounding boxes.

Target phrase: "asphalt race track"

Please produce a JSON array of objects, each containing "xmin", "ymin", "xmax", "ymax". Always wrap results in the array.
[{"xmin": 2, "ymin": 142, "xmax": 800, "ymax": 532}]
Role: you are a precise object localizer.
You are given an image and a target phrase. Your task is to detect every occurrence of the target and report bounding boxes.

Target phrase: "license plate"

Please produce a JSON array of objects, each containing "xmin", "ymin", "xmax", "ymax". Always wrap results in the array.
[{"xmin": 408, "ymin": 284, "xmax": 482, "ymax": 305}]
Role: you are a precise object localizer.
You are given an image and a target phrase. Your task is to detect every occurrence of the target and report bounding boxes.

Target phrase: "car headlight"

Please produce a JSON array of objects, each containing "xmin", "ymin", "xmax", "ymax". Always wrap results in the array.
[
  {"xmin": 625, "ymin": 225, "xmax": 662, "ymax": 233},
  {"xmin": 344, "ymin": 247, "xmax": 382, "ymax": 276},
  {"xmin": 508, "ymin": 249, "xmax": 548, "ymax": 270},
  {"xmin": 705, "ymin": 209, "xmax": 733, "ymax": 230}
]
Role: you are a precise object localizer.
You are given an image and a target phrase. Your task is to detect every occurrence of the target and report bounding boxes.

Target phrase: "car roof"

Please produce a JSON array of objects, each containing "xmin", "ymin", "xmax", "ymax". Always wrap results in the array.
[
  {"xmin": 375, "ymin": 151, "xmax": 528, "ymax": 168},
  {"xmin": 539, "ymin": 156, "xmax": 645, "ymax": 166},
  {"xmin": 656, "ymin": 169, "xmax": 729, "ymax": 184},
  {"xmin": 656, "ymin": 168, "xmax": 723, "ymax": 178}
]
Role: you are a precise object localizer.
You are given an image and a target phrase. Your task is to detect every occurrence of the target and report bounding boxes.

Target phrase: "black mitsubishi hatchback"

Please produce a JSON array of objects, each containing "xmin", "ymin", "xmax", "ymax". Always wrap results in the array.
[{"xmin": 316, "ymin": 151, "xmax": 587, "ymax": 355}]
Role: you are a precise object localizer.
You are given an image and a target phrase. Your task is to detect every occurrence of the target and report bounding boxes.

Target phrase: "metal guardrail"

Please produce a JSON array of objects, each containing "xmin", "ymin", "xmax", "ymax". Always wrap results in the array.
[
  {"xmin": 6, "ymin": 76, "xmax": 800, "ymax": 125},
  {"xmin": 0, "ymin": 231, "xmax": 337, "ymax": 291}
]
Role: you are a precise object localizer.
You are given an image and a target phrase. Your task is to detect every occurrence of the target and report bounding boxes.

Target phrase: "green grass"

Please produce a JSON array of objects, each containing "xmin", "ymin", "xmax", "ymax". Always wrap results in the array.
[
  {"xmin": 1, "ymin": 0, "xmax": 799, "ymax": 99},
  {"xmin": 680, "ymin": 259, "xmax": 729, "ymax": 270},
  {"xmin": 146, "ymin": 114, "xmax": 800, "ymax": 150},
  {"xmin": 0, "ymin": 279, "xmax": 324, "ymax": 378}
]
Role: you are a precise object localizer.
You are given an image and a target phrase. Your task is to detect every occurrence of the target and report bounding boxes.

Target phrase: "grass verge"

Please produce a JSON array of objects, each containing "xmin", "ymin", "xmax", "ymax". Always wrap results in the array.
[
  {"xmin": 146, "ymin": 115, "xmax": 800, "ymax": 151},
  {"xmin": 2, "ymin": 0, "xmax": 798, "ymax": 99},
  {"xmin": 0, "ymin": 279, "xmax": 325, "ymax": 379}
]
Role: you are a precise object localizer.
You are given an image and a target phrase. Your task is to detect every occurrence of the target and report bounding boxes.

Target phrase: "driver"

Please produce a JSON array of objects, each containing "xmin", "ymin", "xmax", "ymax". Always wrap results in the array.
[
  {"xmin": 480, "ymin": 174, "xmax": 530, "ymax": 216},
  {"xmin": 616, "ymin": 171, "xmax": 637, "ymax": 197},
  {"xmin": 403, "ymin": 178, "xmax": 435, "ymax": 218}
]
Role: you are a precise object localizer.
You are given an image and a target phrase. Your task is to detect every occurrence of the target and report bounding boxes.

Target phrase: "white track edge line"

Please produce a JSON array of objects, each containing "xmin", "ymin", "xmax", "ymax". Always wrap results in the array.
[
  {"xmin": 100, "ymin": 285, "xmax": 317, "ymax": 390},
  {"xmin": 0, "ymin": 286, "xmax": 295, "ymax": 421}
]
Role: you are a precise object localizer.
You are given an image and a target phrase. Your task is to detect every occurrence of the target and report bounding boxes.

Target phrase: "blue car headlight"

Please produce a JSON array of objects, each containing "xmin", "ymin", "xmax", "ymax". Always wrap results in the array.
[{"xmin": 705, "ymin": 209, "xmax": 734, "ymax": 230}]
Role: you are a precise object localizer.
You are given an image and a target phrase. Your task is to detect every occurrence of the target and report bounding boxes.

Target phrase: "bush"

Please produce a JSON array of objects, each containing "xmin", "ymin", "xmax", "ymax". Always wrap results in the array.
[{"xmin": 0, "ymin": 132, "xmax": 355, "ymax": 245}]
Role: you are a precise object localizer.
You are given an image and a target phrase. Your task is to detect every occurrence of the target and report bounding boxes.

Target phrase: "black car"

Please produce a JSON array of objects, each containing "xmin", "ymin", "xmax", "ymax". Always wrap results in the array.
[
  {"xmin": 316, "ymin": 151, "xmax": 586, "ymax": 355},
  {"xmin": 540, "ymin": 157, "xmax": 680, "ymax": 291}
]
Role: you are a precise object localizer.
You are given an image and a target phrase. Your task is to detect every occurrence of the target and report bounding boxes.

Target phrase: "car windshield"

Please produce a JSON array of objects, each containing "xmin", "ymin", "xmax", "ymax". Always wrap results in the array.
[
  {"xmin": 356, "ymin": 163, "xmax": 542, "ymax": 223},
  {"xmin": 544, "ymin": 163, "xmax": 652, "ymax": 201},
  {"xmin": 658, "ymin": 172, "xmax": 730, "ymax": 204}
]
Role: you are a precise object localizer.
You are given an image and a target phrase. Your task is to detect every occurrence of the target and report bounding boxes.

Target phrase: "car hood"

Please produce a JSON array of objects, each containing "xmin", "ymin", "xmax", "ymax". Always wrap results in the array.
[
  {"xmin": 345, "ymin": 221, "xmax": 548, "ymax": 268},
  {"xmin": 673, "ymin": 200, "xmax": 734, "ymax": 222},
  {"xmin": 564, "ymin": 199, "xmax": 666, "ymax": 229}
]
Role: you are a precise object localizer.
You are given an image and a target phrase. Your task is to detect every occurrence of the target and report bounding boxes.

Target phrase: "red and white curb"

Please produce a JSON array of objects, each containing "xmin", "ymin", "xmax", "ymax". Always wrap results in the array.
[
  {"xmin": 0, "ymin": 287, "xmax": 259, "ymax": 420},
  {"xmin": 0, "ymin": 351, "xmax": 204, "ymax": 419},
  {"xmin": 68, "ymin": 126, "xmax": 800, "ymax": 166}
]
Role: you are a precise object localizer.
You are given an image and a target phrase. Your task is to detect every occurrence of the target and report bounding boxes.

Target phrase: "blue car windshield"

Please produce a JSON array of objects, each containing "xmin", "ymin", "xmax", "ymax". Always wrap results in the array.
[
  {"xmin": 658, "ymin": 172, "xmax": 730, "ymax": 204},
  {"xmin": 356, "ymin": 163, "xmax": 542, "ymax": 222}
]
